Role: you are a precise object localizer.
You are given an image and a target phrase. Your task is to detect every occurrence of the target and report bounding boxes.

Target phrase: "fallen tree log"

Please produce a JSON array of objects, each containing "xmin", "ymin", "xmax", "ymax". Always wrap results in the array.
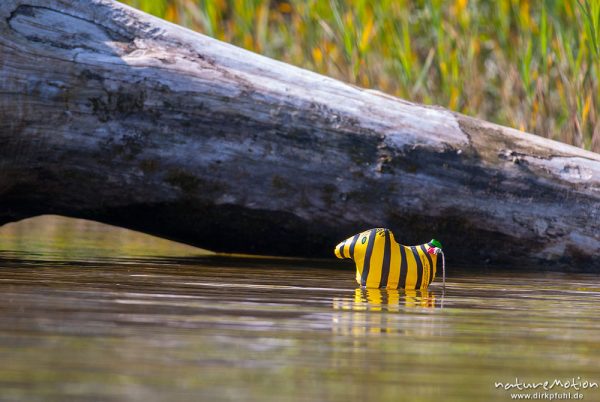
[{"xmin": 1, "ymin": 0, "xmax": 599, "ymax": 270}]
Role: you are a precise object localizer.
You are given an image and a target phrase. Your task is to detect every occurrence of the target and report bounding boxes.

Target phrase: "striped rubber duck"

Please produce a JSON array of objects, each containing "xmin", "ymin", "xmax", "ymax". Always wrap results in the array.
[{"xmin": 334, "ymin": 228, "xmax": 444, "ymax": 290}]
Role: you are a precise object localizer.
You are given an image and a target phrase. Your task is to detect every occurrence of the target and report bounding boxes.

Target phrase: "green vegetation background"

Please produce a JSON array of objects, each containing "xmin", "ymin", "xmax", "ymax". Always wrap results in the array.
[{"xmin": 120, "ymin": 0, "xmax": 600, "ymax": 151}]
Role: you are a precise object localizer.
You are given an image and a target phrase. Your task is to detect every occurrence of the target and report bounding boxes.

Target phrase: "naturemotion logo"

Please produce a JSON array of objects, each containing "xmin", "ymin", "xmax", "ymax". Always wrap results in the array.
[
  {"xmin": 494, "ymin": 377, "xmax": 598, "ymax": 400},
  {"xmin": 494, "ymin": 377, "xmax": 598, "ymax": 392}
]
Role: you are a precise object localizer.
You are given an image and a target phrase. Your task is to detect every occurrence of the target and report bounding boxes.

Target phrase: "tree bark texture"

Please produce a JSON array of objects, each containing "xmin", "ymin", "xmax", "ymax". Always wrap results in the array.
[{"xmin": 1, "ymin": 0, "xmax": 599, "ymax": 270}]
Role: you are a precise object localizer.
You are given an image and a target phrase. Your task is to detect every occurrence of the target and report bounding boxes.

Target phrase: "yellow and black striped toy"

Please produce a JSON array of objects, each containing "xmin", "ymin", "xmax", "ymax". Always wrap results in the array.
[{"xmin": 334, "ymin": 228, "xmax": 444, "ymax": 290}]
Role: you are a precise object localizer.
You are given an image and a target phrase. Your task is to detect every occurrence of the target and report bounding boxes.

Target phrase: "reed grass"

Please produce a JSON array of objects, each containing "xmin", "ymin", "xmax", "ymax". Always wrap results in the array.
[{"xmin": 120, "ymin": 0, "xmax": 600, "ymax": 151}]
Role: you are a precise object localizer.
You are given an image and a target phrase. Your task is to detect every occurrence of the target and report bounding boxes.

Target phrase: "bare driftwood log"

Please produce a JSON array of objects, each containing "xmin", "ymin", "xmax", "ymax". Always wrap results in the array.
[{"xmin": 1, "ymin": 0, "xmax": 599, "ymax": 270}]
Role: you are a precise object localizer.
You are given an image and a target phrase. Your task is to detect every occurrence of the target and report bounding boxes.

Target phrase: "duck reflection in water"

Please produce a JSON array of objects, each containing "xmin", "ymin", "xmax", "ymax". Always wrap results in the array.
[
  {"xmin": 335, "ymin": 288, "xmax": 440, "ymax": 311},
  {"xmin": 332, "ymin": 288, "xmax": 442, "ymax": 336}
]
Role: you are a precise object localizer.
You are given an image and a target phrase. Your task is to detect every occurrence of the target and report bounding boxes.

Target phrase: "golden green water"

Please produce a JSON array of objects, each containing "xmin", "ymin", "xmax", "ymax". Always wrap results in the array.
[{"xmin": 1, "ymin": 216, "xmax": 599, "ymax": 401}]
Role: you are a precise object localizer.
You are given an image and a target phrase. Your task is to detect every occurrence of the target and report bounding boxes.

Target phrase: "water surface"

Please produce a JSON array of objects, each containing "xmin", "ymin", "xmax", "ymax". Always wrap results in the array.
[{"xmin": 1, "ymin": 216, "xmax": 599, "ymax": 401}]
